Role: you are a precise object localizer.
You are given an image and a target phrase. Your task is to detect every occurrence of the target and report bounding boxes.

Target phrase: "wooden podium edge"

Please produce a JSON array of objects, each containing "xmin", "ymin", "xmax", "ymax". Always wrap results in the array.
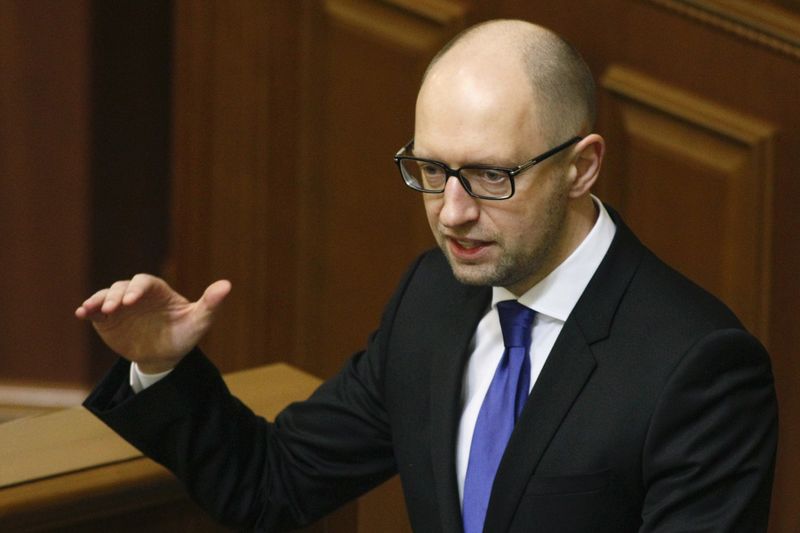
[{"xmin": 0, "ymin": 362, "xmax": 322, "ymax": 531}]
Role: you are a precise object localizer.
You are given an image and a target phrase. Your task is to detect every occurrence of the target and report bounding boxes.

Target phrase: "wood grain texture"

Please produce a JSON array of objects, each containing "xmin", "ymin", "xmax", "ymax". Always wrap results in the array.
[
  {"xmin": 648, "ymin": 0, "xmax": 800, "ymax": 59},
  {"xmin": 169, "ymin": 1, "xmax": 302, "ymax": 374},
  {"xmin": 601, "ymin": 64, "xmax": 775, "ymax": 341},
  {"xmin": 0, "ymin": 363, "xmax": 322, "ymax": 532},
  {"xmin": 0, "ymin": 0, "xmax": 173, "ymax": 398},
  {"xmin": 293, "ymin": 0, "xmax": 465, "ymax": 380},
  {"xmin": 0, "ymin": 0, "xmax": 91, "ymax": 385}
]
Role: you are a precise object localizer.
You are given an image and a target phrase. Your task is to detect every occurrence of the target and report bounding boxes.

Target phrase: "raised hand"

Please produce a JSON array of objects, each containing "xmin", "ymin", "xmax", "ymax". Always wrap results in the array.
[{"xmin": 75, "ymin": 274, "xmax": 231, "ymax": 373}]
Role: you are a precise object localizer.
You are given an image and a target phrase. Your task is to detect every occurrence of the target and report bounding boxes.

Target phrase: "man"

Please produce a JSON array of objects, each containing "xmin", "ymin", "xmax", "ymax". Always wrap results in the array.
[{"xmin": 78, "ymin": 20, "xmax": 777, "ymax": 532}]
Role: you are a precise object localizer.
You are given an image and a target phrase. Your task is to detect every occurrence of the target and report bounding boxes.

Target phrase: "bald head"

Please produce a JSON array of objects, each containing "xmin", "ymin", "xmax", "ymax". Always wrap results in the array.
[
  {"xmin": 420, "ymin": 20, "xmax": 595, "ymax": 144},
  {"xmin": 414, "ymin": 21, "xmax": 605, "ymax": 296}
]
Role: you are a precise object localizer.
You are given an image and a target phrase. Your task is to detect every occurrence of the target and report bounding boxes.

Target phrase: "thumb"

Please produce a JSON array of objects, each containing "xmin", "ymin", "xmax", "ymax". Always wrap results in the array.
[{"xmin": 198, "ymin": 279, "xmax": 232, "ymax": 313}]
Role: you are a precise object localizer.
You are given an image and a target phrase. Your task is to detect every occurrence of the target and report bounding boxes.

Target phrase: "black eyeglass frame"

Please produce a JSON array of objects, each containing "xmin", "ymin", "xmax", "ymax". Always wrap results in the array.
[{"xmin": 393, "ymin": 135, "xmax": 583, "ymax": 200}]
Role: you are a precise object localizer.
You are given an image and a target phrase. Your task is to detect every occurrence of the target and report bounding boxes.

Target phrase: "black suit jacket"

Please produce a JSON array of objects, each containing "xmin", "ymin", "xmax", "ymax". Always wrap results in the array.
[{"xmin": 85, "ymin": 210, "xmax": 778, "ymax": 532}]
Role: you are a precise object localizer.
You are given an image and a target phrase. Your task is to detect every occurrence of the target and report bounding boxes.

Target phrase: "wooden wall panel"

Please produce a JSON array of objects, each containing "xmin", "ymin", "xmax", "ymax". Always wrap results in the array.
[
  {"xmin": 170, "ymin": 1, "xmax": 303, "ymax": 374},
  {"xmin": 0, "ymin": 0, "xmax": 173, "ymax": 413},
  {"xmin": 648, "ymin": 0, "xmax": 800, "ymax": 60},
  {"xmin": 0, "ymin": 1, "xmax": 91, "ymax": 387},
  {"xmin": 600, "ymin": 65, "xmax": 775, "ymax": 341},
  {"xmin": 293, "ymin": 0, "xmax": 466, "ymax": 378},
  {"xmin": 88, "ymin": 0, "xmax": 174, "ymax": 381}
]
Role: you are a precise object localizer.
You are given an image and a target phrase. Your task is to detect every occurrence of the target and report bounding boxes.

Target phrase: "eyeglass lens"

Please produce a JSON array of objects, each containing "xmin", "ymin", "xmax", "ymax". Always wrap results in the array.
[{"xmin": 399, "ymin": 159, "xmax": 512, "ymax": 199}]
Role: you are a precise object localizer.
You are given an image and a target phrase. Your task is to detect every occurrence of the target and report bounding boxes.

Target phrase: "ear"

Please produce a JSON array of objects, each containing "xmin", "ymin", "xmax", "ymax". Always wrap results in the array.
[{"xmin": 566, "ymin": 133, "xmax": 605, "ymax": 198}]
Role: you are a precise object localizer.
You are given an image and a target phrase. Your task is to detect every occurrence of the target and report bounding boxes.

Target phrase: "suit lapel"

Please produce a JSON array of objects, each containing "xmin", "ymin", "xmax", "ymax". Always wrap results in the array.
[
  {"xmin": 429, "ymin": 283, "xmax": 491, "ymax": 533},
  {"xmin": 483, "ymin": 321, "xmax": 596, "ymax": 532},
  {"xmin": 483, "ymin": 209, "xmax": 645, "ymax": 532}
]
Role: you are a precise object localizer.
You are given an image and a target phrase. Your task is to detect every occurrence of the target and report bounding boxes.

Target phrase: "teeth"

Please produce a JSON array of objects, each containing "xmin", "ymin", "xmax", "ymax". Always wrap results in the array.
[{"xmin": 458, "ymin": 240, "xmax": 479, "ymax": 249}]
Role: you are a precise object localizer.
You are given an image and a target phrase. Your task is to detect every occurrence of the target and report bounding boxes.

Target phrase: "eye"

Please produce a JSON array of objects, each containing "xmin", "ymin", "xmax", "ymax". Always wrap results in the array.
[
  {"xmin": 479, "ymin": 169, "xmax": 505, "ymax": 183},
  {"xmin": 412, "ymin": 161, "xmax": 446, "ymax": 188},
  {"xmin": 463, "ymin": 167, "xmax": 506, "ymax": 184},
  {"xmin": 418, "ymin": 162, "xmax": 445, "ymax": 179}
]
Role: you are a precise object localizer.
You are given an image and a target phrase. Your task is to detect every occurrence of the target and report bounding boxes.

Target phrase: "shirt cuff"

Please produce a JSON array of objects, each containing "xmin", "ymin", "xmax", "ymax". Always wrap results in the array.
[{"xmin": 129, "ymin": 362, "xmax": 173, "ymax": 393}]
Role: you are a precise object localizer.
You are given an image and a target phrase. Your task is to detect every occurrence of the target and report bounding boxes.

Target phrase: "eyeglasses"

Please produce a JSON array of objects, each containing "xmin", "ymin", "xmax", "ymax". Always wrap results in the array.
[{"xmin": 393, "ymin": 136, "xmax": 582, "ymax": 200}]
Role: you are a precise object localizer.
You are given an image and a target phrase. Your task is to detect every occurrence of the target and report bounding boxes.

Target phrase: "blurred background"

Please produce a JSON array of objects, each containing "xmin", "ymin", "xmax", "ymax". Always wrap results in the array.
[{"xmin": 1, "ymin": 0, "xmax": 798, "ymax": 531}]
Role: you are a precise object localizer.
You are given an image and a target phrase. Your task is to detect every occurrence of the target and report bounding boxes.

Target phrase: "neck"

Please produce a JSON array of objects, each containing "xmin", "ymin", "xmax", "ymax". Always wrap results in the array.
[
  {"xmin": 506, "ymin": 195, "xmax": 599, "ymax": 296},
  {"xmin": 558, "ymin": 195, "xmax": 600, "ymax": 266}
]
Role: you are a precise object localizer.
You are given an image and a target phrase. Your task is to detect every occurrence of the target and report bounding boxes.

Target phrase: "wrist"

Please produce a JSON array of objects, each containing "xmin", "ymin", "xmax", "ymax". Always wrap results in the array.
[{"xmin": 136, "ymin": 359, "xmax": 180, "ymax": 375}]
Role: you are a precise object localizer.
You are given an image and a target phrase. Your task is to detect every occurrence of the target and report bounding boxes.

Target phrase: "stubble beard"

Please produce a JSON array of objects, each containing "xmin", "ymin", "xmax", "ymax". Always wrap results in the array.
[
  {"xmin": 442, "ymin": 232, "xmax": 557, "ymax": 291},
  {"xmin": 440, "ymin": 189, "xmax": 569, "ymax": 292}
]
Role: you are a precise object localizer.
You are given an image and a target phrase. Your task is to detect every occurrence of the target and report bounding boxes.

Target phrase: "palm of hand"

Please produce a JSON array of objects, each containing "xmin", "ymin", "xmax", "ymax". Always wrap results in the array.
[
  {"xmin": 77, "ymin": 276, "xmax": 231, "ymax": 373},
  {"xmin": 93, "ymin": 290, "xmax": 200, "ymax": 368}
]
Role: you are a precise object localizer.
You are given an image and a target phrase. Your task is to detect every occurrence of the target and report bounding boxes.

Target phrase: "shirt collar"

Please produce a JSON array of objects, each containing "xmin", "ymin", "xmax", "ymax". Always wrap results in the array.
[{"xmin": 492, "ymin": 196, "xmax": 616, "ymax": 321}]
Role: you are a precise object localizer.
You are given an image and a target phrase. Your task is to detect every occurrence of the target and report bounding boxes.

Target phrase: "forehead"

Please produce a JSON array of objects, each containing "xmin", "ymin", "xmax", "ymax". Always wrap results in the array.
[{"xmin": 413, "ymin": 51, "xmax": 543, "ymax": 164}]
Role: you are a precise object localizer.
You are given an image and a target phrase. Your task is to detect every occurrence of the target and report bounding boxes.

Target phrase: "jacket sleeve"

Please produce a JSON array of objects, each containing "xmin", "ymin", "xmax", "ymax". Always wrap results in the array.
[
  {"xmin": 83, "ymin": 253, "xmax": 429, "ymax": 531},
  {"xmin": 639, "ymin": 328, "xmax": 778, "ymax": 532}
]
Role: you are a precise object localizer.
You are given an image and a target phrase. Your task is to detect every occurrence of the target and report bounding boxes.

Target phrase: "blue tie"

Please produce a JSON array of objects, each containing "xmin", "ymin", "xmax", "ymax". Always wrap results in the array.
[{"xmin": 462, "ymin": 300, "xmax": 535, "ymax": 533}]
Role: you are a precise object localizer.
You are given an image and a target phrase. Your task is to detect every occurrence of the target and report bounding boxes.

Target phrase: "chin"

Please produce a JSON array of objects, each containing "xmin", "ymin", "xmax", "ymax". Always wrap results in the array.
[
  {"xmin": 448, "ymin": 262, "xmax": 503, "ymax": 287},
  {"xmin": 446, "ymin": 249, "xmax": 539, "ymax": 292},
  {"xmin": 439, "ymin": 241, "xmax": 515, "ymax": 287}
]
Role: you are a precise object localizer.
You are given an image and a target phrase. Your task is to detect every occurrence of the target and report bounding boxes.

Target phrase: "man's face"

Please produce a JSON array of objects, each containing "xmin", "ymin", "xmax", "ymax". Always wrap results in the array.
[{"xmin": 414, "ymin": 61, "xmax": 573, "ymax": 296}]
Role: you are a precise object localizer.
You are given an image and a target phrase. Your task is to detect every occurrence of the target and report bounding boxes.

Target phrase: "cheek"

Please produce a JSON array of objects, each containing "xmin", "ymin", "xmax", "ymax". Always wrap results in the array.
[
  {"xmin": 496, "ymin": 200, "xmax": 548, "ymax": 246},
  {"xmin": 423, "ymin": 197, "xmax": 441, "ymax": 227}
]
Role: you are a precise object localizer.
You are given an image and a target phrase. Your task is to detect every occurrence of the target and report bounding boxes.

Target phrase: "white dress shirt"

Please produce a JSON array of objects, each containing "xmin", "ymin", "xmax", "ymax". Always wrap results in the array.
[
  {"xmin": 455, "ymin": 198, "xmax": 616, "ymax": 502},
  {"xmin": 130, "ymin": 363, "xmax": 171, "ymax": 393}
]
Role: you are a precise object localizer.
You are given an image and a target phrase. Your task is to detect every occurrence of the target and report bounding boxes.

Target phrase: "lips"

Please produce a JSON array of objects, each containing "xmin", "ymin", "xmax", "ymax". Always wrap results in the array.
[
  {"xmin": 453, "ymin": 239, "xmax": 483, "ymax": 249},
  {"xmin": 446, "ymin": 236, "xmax": 492, "ymax": 259}
]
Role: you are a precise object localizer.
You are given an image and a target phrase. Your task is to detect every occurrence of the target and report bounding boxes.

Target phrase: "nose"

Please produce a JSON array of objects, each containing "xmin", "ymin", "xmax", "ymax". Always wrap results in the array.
[{"xmin": 438, "ymin": 175, "xmax": 480, "ymax": 228}]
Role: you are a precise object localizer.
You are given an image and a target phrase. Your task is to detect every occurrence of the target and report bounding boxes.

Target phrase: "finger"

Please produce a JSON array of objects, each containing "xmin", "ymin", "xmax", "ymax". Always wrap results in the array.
[
  {"xmin": 75, "ymin": 304, "xmax": 93, "ymax": 320},
  {"xmin": 121, "ymin": 273, "xmax": 158, "ymax": 305},
  {"xmin": 76, "ymin": 288, "xmax": 113, "ymax": 320},
  {"xmin": 78, "ymin": 288, "xmax": 111, "ymax": 314},
  {"xmin": 101, "ymin": 280, "xmax": 131, "ymax": 314},
  {"xmin": 81, "ymin": 309, "xmax": 109, "ymax": 323},
  {"xmin": 198, "ymin": 279, "xmax": 232, "ymax": 313}
]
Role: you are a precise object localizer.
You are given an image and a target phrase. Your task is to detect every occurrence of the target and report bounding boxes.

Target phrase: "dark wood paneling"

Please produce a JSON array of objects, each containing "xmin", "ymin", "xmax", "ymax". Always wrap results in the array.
[
  {"xmin": 168, "ymin": 1, "xmax": 362, "ymax": 530},
  {"xmin": 89, "ymin": 0, "xmax": 174, "ymax": 381},
  {"xmin": 293, "ymin": 0, "xmax": 466, "ymax": 379},
  {"xmin": 0, "ymin": 1, "xmax": 91, "ymax": 385},
  {"xmin": 0, "ymin": 0, "xmax": 173, "ymax": 403},
  {"xmin": 601, "ymin": 65, "xmax": 775, "ymax": 340},
  {"xmin": 170, "ymin": 1, "xmax": 304, "ymax": 374},
  {"xmin": 648, "ymin": 0, "xmax": 800, "ymax": 60}
]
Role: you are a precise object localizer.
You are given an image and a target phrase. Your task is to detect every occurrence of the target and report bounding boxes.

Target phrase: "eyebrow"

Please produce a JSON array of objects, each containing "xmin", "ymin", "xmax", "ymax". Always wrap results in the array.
[{"xmin": 411, "ymin": 146, "xmax": 519, "ymax": 169}]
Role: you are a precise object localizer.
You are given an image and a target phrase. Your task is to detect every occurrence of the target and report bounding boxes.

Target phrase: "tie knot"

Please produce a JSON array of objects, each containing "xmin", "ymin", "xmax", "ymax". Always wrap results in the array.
[{"xmin": 496, "ymin": 300, "xmax": 535, "ymax": 348}]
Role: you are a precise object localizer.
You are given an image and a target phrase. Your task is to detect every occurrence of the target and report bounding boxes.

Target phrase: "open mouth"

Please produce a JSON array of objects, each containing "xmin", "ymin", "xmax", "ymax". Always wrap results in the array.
[{"xmin": 447, "ymin": 237, "xmax": 492, "ymax": 259}]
